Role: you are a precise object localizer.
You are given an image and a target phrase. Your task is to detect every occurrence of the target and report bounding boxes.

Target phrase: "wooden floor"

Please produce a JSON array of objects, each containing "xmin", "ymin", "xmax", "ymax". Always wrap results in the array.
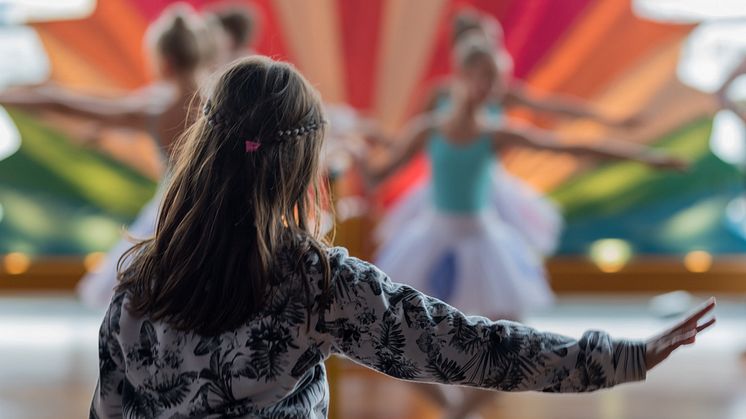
[{"xmin": 0, "ymin": 294, "xmax": 744, "ymax": 419}]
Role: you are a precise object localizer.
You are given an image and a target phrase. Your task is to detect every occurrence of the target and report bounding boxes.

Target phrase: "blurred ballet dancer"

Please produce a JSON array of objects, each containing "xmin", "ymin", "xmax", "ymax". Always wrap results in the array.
[
  {"xmin": 0, "ymin": 4, "xmax": 209, "ymax": 307},
  {"xmin": 363, "ymin": 37, "xmax": 686, "ymax": 419}
]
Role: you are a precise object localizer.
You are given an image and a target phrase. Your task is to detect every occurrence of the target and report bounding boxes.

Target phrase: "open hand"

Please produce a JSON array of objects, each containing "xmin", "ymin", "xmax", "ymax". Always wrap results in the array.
[{"xmin": 645, "ymin": 297, "xmax": 716, "ymax": 372}]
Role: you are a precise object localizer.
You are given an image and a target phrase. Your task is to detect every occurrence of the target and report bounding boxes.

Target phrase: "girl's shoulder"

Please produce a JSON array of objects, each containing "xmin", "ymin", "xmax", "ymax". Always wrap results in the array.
[
  {"xmin": 288, "ymin": 245, "xmax": 374, "ymax": 278},
  {"xmin": 293, "ymin": 245, "xmax": 385, "ymax": 289}
]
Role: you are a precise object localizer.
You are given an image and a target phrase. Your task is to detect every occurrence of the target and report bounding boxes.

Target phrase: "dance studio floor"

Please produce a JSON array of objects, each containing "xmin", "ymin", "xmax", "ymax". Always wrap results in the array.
[{"xmin": 0, "ymin": 294, "xmax": 743, "ymax": 419}]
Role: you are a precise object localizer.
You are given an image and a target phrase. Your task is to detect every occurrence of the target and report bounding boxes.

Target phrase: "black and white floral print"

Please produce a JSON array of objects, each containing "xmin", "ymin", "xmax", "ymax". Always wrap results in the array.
[{"xmin": 91, "ymin": 247, "xmax": 646, "ymax": 418}]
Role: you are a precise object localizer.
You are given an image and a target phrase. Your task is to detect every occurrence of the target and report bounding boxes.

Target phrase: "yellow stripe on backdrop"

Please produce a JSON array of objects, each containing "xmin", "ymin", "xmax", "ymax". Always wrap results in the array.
[
  {"xmin": 273, "ymin": 0, "xmax": 346, "ymax": 103},
  {"xmin": 507, "ymin": 38, "xmax": 712, "ymax": 192},
  {"xmin": 373, "ymin": 0, "xmax": 447, "ymax": 131}
]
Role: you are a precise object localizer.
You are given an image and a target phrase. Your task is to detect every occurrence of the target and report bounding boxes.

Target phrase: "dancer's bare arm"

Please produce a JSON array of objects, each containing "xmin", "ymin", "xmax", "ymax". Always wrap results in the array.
[
  {"xmin": 0, "ymin": 85, "xmax": 161, "ymax": 130},
  {"xmin": 493, "ymin": 123, "xmax": 686, "ymax": 171},
  {"xmin": 360, "ymin": 114, "xmax": 436, "ymax": 187},
  {"xmin": 506, "ymin": 83, "xmax": 644, "ymax": 128}
]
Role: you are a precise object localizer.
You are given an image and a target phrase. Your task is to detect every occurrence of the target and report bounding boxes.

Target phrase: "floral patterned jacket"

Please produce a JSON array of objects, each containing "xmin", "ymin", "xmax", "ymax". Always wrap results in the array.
[{"xmin": 90, "ymin": 247, "xmax": 646, "ymax": 418}]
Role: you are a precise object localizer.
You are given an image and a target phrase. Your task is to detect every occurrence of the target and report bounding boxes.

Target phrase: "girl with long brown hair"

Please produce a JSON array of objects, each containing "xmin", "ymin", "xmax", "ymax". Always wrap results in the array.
[{"xmin": 89, "ymin": 56, "xmax": 714, "ymax": 418}]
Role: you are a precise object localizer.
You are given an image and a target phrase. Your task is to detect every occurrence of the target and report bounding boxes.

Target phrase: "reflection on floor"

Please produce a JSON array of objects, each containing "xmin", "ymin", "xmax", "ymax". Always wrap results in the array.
[{"xmin": 0, "ymin": 294, "xmax": 743, "ymax": 419}]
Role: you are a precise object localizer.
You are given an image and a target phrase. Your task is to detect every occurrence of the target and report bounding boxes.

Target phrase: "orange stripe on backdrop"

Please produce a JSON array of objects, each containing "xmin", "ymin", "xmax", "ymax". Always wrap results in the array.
[
  {"xmin": 500, "ymin": 1, "xmax": 694, "ymax": 191},
  {"xmin": 514, "ymin": 1, "xmax": 691, "ymax": 119},
  {"xmin": 34, "ymin": 28, "xmax": 120, "ymax": 91},
  {"xmin": 507, "ymin": 39, "xmax": 682, "ymax": 188},
  {"xmin": 374, "ymin": 0, "xmax": 449, "ymax": 131},
  {"xmin": 550, "ymin": 18, "xmax": 692, "ymax": 99},
  {"xmin": 273, "ymin": 0, "xmax": 346, "ymax": 103},
  {"xmin": 521, "ymin": 0, "xmax": 630, "ymax": 95},
  {"xmin": 33, "ymin": 4, "xmax": 150, "ymax": 90},
  {"xmin": 506, "ymin": 38, "xmax": 705, "ymax": 192},
  {"xmin": 85, "ymin": 0, "xmax": 150, "ymax": 84}
]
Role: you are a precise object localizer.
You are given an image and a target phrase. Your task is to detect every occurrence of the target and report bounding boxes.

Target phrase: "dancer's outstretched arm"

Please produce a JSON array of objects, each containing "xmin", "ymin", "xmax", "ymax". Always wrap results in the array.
[
  {"xmin": 0, "ymin": 84, "xmax": 161, "ymax": 130},
  {"xmin": 493, "ymin": 123, "xmax": 687, "ymax": 171},
  {"xmin": 360, "ymin": 114, "xmax": 435, "ymax": 187},
  {"xmin": 506, "ymin": 84, "xmax": 643, "ymax": 128}
]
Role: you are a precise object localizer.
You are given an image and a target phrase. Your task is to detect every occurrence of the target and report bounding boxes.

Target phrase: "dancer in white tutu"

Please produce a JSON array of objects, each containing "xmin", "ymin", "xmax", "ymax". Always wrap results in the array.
[
  {"xmin": 377, "ymin": 9, "xmax": 645, "ymax": 257},
  {"xmin": 362, "ymin": 36, "xmax": 686, "ymax": 419},
  {"xmin": 0, "ymin": 5, "xmax": 208, "ymax": 308}
]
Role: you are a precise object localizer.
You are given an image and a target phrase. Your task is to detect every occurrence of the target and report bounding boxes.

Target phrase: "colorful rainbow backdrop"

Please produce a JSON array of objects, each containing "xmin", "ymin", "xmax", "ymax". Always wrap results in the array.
[{"xmin": 1, "ymin": 0, "xmax": 744, "ymax": 257}]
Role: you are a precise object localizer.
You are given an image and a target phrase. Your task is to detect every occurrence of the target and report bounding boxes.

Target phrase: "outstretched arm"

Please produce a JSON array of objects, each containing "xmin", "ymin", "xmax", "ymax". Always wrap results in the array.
[
  {"xmin": 311, "ymin": 248, "xmax": 715, "ymax": 392},
  {"xmin": 494, "ymin": 123, "xmax": 687, "ymax": 171},
  {"xmin": 506, "ymin": 84, "xmax": 642, "ymax": 128},
  {"xmin": 0, "ymin": 85, "xmax": 160, "ymax": 131},
  {"xmin": 358, "ymin": 114, "xmax": 435, "ymax": 187}
]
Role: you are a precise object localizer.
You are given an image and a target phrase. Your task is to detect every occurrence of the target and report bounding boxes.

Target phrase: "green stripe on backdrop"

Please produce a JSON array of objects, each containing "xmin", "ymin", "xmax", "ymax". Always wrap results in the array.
[
  {"xmin": 0, "ymin": 185, "xmax": 123, "ymax": 255},
  {"xmin": 0, "ymin": 110, "xmax": 157, "ymax": 254},
  {"xmin": 551, "ymin": 118, "xmax": 738, "ymax": 220},
  {"xmin": 551, "ymin": 118, "xmax": 746, "ymax": 254},
  {"xmin": 1, "ymin": 110, "xmax": 156, "ymax": 218}
]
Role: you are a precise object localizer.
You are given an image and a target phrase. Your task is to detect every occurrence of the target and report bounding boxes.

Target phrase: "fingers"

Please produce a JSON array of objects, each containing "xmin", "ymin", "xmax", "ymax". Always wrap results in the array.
[
  {"xmin": 695, "ymin": 317, "xmax": 717, "ymax": 334},
  {"xmin": 665, "ymin": 316, "xmax": 716, "ymax": 351},
  {"xmin": 673, "ymin": 297, "xmax": 716, "ymax": 332},
  {"xmin": 647, "ymin": 301, "xmax": 717, "ymax": 370}
]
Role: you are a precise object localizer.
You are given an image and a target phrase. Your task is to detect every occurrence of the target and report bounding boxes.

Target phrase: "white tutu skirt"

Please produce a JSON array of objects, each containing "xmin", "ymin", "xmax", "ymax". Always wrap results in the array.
[
  {"xmin": 77, "ymin": 192, "xmax": 160, "ymax": 308},
  {"xmin": 375, "ymin": 165, "xmax": 563, "ymax": 257},
  {"xmin": 375, "ymin": 210, "xmax": 555, "ymax": 318}
]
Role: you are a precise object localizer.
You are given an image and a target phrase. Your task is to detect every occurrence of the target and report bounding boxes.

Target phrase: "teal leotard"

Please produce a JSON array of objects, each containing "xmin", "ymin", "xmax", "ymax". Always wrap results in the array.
[{"xmin": 427, "ymin": 95, "xmax": 501, "ymax": 213}]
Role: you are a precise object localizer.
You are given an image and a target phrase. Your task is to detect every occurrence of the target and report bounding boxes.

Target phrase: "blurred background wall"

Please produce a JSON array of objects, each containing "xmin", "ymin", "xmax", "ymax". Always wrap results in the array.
[{"xmin": 1, "ymin": 0, "xmax": 745, "ymax": 289}]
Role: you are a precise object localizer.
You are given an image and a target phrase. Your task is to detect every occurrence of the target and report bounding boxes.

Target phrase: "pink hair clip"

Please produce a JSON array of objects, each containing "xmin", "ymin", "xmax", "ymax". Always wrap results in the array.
[{"xmin": 245, "ymin": 139, "xmax": 261, "ymax": 152}]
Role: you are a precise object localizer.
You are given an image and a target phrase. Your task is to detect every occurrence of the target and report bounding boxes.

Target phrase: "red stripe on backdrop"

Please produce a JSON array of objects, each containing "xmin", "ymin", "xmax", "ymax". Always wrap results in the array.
[
  {"xmin": 247, "ymin": 0, "xmax": 290, "ymax": 60},
  {"xmin": 377, "ymin": 154, "xmax": 430, "ymax": 209},
  {"xmin": 500, "ymin": 0, "xmax": 591, "ymax": 79},
  {"xmin": 336, "ymin": 0, "xmax": 383, "ymax": 111}
]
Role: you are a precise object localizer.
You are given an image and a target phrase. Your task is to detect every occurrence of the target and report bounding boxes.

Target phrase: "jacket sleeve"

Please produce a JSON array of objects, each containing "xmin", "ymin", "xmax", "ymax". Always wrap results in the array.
[{"xmin": 311, "ymin": 247, "xmax": 646, "ymax": 392}]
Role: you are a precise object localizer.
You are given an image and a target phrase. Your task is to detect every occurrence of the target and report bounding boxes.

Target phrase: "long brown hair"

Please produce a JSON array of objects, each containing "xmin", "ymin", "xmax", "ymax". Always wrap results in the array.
[{"xmin": 118, "ymin": 56, "xmax": 330, "ymax": 336}]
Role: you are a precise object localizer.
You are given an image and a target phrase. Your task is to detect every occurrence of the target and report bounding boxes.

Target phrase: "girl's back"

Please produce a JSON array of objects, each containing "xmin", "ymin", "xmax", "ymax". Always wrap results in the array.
[
  {"xmin": 100, "ymin": 248, "xmax": 334, "ymax": 418},
  {"xmin": 96, "ymin": 245, "xmax": 647, "ymax": 418}
]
